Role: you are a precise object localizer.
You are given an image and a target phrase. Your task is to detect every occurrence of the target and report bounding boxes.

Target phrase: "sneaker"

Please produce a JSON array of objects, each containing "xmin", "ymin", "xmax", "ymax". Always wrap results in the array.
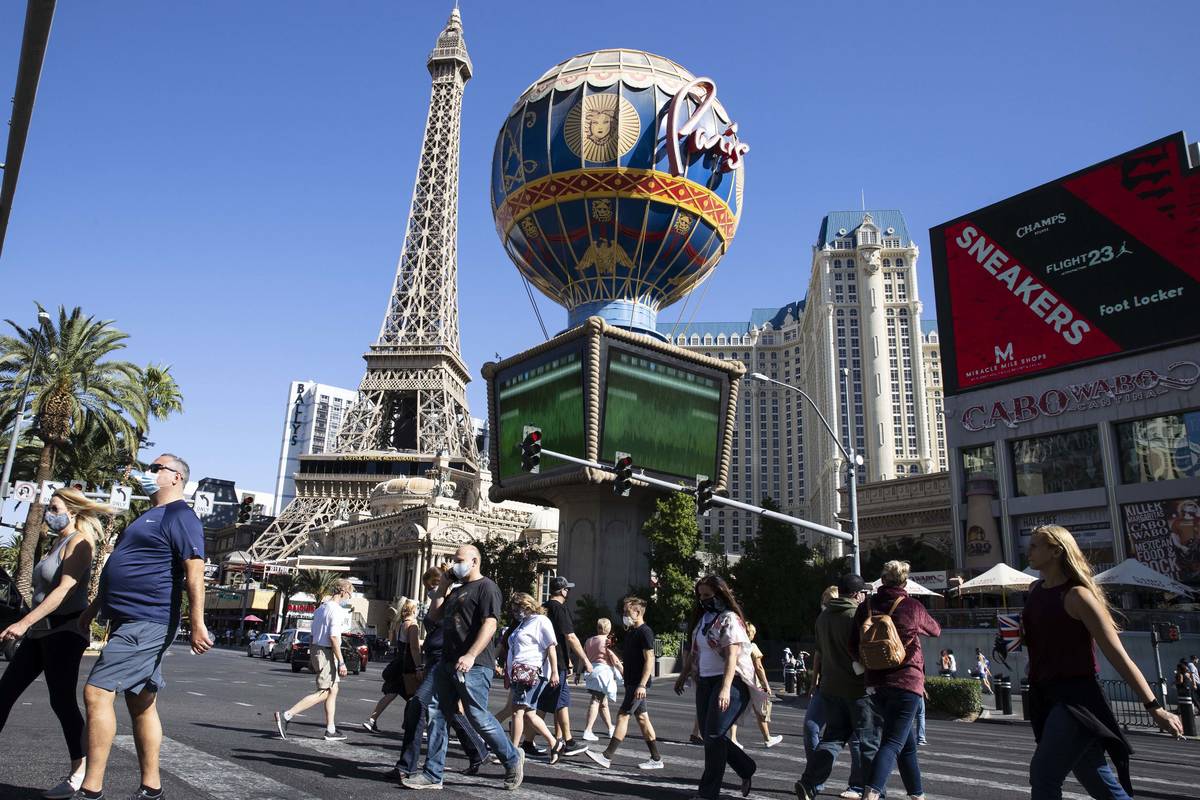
[
  {"xmin": 562, "ymin": 739, "xmax": 589, "ymax": 756},
  {"xmin": 323, "ymin": 730, "xmax": 347, "ymax": 741},
  {"xmin": 362, "ymin": 718, "xmax": 380, "ymax": 734},
  {"xmin": 795, "ymin": 781, "xmax": 815, "ymax": 800},
  {"xmin": 520, "ymin": 741, "xmax": 545, "ymax": 757},
  {"xmin": 584, "ymin": 749, "xmax": 611, "ymax": 769},
  {"xmin": 400, "ymin": 774, "xmax": 444, "ymax": 790},
  {"xmin": 731, "ymin": 739, "xmax": 745, "ymax": 750},
  {"xmin": 637, "ymin": 758, "xmax": 663, "ymax": 770},
  {"xmin": 689, "ymin": 734, "xmax": 704, "ymax": 745},
  {"xmin": 43, "ymin": 774, "xmax": 83, "ymax": 799},
  {"xmin": 764, "ymin": 734, "xmax": 783, "ymax": 748},
  {"xmin": 67, "ymin": 792, "xmax": 103, "ymax": 800},
  {"xmin": 488, "ymin": 754, "xmax": 502, "ymax": 765},
  {"xmin": 548, "ymin": 739, "xmax": 565, "ymax": 766},
  {"xmin": 503, "ymin": 749, "xmax": 525, "ymax": 791},
  {"xmin": 917, "ymin": 738, "xmax": 928, "ymax": 746},
  {"xmin": 461, "ymin": 760, "xmax": 484, "ymax": 776},
  {"xmin": 839, "ymin": 790, "xmax": 863, "ymax": 799},
  {"xmin": 582, "ymin": 730, "xmax": 598, "ymax": 741},
  {"xmin": 126, "ymin": 790, "xmax": 163, "ymax": 800},
  {"xmin": 273, "ymin": 711, "xmax": 289, "ymax": 740}
]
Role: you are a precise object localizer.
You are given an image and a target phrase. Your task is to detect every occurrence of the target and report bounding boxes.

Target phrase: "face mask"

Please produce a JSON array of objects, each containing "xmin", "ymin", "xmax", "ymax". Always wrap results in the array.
[
  {"xmin": 621, "ymin": 615, "xmax": 634, "ymax": 628},
  {"xmin": 130, "ymin": 470, "xmax": 160, "ymax": 496},
  {"xmin": 451, "ymin": 560, "xmax": 472, "ymax": 580},
  {"xmin": 699, "ymin": 596, "xmax": 725, "ymax": 613},
  {"xmin": 45, "ymin": 511, "xmax": 71, "ymax": 532}
]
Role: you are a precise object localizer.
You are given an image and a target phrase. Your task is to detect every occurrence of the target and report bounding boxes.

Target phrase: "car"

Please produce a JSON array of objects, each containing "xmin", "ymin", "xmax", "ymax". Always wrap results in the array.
[
  {"xmin": 342, "ymin": 632, "xmax": 370, "ymax": 672},
  {"xmin": 288, "ymin": 635, "xmax": 362, "ymax": 675},
  {"xmin": 247, "ymin": 632, "xmax": 279, "ymax": 658},
  {"xmin": 269, "ymin": 629, "xmax": 310, "ymax": 664}
]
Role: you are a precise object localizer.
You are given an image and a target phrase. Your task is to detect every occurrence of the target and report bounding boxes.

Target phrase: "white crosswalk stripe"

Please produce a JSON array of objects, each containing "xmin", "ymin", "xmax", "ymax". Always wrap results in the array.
[{"xmin": 112, "ymin": 735, "xmax": 321, "ymax": 800}]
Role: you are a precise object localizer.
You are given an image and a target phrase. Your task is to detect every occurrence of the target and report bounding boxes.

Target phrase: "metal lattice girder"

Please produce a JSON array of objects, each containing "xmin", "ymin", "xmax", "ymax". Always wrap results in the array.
[{"xmin": 248, "ymin": 10, "xmax": 477, "ymax": 562}]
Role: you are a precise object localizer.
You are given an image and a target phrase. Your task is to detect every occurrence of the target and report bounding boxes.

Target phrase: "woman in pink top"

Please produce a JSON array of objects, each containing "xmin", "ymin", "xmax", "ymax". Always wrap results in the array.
[{"xmin": 581, "ymin": 618, "xmax": 622, "ymax": 740}]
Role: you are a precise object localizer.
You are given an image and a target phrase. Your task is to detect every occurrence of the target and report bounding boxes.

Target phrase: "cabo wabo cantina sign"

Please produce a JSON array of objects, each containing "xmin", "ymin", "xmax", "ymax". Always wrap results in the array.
[{"xmin": 930, "ymin": 132, "xmax": 1200, "ymax": 395}]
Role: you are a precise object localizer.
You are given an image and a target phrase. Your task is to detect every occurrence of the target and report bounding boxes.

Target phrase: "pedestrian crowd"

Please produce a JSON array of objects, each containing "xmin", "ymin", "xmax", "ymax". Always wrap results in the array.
[{"xmin": 0, "ymin": 471, "xmax": 1189, "ymax": 800}]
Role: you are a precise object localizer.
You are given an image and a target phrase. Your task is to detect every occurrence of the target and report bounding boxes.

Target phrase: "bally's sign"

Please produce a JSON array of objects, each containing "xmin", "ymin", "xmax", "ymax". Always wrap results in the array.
[{"xmin": 961, "ymin": 360, "xmax": 1199, "ymax": 432}]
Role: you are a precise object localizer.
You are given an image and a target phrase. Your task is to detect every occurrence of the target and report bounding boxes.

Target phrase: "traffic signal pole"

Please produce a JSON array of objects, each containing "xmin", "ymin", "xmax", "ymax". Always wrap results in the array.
[{"xmin": 535, "ymin": 446, "xmax": 853, "ymax": 544}]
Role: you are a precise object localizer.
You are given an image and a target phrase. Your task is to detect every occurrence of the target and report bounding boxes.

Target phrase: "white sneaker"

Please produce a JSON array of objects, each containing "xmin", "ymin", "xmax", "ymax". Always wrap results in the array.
[
  {"xmin": 582, "ymin": 730, "xmax": 598, "ymax": 741},
  {"xmin": 607, "ymin": 726, "xmax": 615, "ymax": 738},
  {"xmin": 637, "ymin": 758, "xmax": 664, "ymax": 770},
  {"xmin": 839, "ymin": 790, "xmax": 863, "ymax": 800},
  {"xmin": 42, "ymin": 773, "xmax": 83, "ymax": 799},
  {"xmin": 584, "ymin": 749, "xmax": 611, "ymax": 769},
  {"xmin": 764, "ymin": 734, "xmax": 783, "ymax": 748}
]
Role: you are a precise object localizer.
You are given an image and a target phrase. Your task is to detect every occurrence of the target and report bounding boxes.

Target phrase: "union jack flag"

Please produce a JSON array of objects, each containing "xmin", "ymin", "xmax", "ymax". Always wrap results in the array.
[{"xmin": 997, "ymin": 613, "xmax": 1022, "ymax": 653}]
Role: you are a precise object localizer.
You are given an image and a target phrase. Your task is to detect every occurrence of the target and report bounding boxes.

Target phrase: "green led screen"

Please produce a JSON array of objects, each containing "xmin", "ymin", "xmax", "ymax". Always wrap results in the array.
[
  {"xmin": 600, "ymin": 349, "xmax": 722, "ymax": 480},
  {"xmin": 496, "ymin": 345, "xmax": 586, "ymax": 480}
]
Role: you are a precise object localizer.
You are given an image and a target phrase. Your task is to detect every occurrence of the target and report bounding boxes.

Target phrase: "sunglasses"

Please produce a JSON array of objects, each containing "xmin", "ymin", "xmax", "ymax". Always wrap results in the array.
[{"xmin": 148, "ymin": 464, "xmax": 181, "ymax": 475}]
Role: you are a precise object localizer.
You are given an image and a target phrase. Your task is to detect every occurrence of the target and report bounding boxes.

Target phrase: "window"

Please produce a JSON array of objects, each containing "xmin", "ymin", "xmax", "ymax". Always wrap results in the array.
[
  {"xmin": 961, "ymin": 444, "xmax": 996, "ymax": 482},
  {"xmin": 1011, "ymin": 428, "xmax": 1104, "ymax": 496},
  {"xmin": 1116, "ymin": 410, "xmax": 1200, "ymax": 483}
]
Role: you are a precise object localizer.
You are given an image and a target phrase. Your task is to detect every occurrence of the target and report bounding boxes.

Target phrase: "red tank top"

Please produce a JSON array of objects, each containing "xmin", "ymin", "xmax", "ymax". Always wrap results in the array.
[{"xmin": 1023, "ymin": 580, "xmax": 1099, "ymax": 683}]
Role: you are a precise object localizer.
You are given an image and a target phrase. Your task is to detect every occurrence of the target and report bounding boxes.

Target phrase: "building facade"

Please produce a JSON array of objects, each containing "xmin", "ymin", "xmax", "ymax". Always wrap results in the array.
[
  {"xmin": 944, "ymin": 340, "xmax": 1200, "ymax": 585},
  {"xmin": 271, "ymin": 380, "xmax": 359, "ymax": 517},
  {"xmin": 660, "ymin": 210, "xmax": 942, "ymax": 554},
  {"xmin": 921, "ymin": 322, "xmax": 949, "ymax": 473}
]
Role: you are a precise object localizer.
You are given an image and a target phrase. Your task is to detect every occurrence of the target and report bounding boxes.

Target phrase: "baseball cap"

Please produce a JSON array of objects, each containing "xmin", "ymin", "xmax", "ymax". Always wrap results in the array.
[
  {"xmin": 549, "ymin": 576, "xmax": 575, "ymax": 593},
  {"xmin": 837, "ymin": 574, "xmax": 866, "ymax": 595}
]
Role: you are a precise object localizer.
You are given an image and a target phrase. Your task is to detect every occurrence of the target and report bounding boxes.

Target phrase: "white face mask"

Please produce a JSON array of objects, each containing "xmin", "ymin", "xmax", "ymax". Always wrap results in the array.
[
  {"xmin": 621, "ymin": 615, "xmax": 634, "ymax": 628},
  {"xmin": 451, "ymin": 559, "xmax": 473, "ymax": 580}
]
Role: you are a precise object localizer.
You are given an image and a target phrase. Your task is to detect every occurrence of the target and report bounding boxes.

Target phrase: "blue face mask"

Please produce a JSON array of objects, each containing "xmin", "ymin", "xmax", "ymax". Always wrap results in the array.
[
  {"xmin": 130, "ymin": 470, "xmax": 160, "ymax": 496},
  {"xmin": 44, "ymin": 511, "xmax": 71, "ymax": 532}
]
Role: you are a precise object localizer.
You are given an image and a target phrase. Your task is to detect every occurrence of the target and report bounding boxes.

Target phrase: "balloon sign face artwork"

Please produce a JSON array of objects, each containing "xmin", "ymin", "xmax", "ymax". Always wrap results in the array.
[{"xmin": 491, "ymin": 49, "xmax": 748, "ymax": 336}]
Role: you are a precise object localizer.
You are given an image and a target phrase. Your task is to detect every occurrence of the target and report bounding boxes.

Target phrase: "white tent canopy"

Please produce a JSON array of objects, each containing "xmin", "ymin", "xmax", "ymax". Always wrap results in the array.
[
  {"xmin": 956, "ymin": 562, "xmax": 1036, "ymax": 595},
  {"xmin": 870, "ymin": 578, "xmax": 943, "ymax": 597},
  {"xmin": 1094, "ymin": 558, "xmax": 1193, "ymax": 596}
]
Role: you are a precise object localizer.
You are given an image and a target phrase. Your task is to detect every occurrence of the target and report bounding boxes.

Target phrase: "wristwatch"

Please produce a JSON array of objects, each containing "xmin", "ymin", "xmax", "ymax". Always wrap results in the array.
[{"xmin": 1143, "ymin": 698, "xmax": 1162, "ymax": 711}]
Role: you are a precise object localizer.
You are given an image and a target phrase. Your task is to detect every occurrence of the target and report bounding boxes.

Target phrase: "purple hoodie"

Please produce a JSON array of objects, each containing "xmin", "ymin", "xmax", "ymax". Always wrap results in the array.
[{"xmin": 848, "ymin": 585, "xmax": 941, "ymax": 696}]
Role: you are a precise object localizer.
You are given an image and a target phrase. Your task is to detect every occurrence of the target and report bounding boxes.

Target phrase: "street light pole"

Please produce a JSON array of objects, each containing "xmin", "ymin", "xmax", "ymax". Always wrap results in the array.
[
  {"xmin": 1, "ymin": 310, "xmax": 51, "ymax": 498},
  {"xmin": 749, "ymin": 371, "xmax": 862, "ymax": 575},
  {"xmin": 840, "ymin": 367, "xmax": 861, "ymax": 576}
]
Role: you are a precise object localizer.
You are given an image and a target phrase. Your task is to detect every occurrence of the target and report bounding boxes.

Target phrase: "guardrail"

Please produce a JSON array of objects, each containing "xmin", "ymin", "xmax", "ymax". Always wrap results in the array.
[{"xmin": 1100, "ymin": 679, "xmax": 1157, "ymax": 729}]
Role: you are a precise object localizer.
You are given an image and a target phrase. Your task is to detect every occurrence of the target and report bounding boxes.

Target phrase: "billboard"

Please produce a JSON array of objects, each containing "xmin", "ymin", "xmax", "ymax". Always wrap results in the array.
[
  {"xmin": 931, "ymin": 132, "xmax": 1200, "ymax": 395},
  {"xmin": 494, "ymin": 343, "xmax": 587, "ymax": 480},
  {"xmin": 1121, "ymin": 497, "xmax": 1200, "ymax": 587},
  {"xmin": 599, "ymin": 347, "xmax": 723, "ymax": 480}
]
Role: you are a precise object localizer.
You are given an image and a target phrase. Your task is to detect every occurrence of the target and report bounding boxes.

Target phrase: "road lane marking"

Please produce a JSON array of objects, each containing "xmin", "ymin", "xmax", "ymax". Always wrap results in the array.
[
  {"xmin": 114, "ymin": 735, "xmax": 320, "ymax": 800},
  {"xmin": 186, "ymin": 691, "xmax": 205, "ymax": 697},
  {"xmin": 235, "ymin": 702, "xmax": 253, "ymax": 707}
]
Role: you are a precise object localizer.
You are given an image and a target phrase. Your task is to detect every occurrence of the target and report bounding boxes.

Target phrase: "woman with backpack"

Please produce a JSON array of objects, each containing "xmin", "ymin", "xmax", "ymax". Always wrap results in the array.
[
  {"xmin": 850, "ymin": 560, "xmax": 941, "ymax": 800},
  {"xmin": 1023, "ymin": 524, "xmax": 1182, "ymax": 799}
]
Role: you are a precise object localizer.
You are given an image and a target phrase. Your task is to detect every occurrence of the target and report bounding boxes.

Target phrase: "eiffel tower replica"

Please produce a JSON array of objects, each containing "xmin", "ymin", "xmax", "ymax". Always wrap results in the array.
[{"xmin": 249, "ymin": 8, "xmax": 478, "ymax": 562}]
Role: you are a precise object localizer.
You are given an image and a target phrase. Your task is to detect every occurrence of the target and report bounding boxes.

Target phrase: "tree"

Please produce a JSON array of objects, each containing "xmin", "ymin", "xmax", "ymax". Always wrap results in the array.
[
  {"xmin": 641, "ymin": 491, "xmax": 702, "ymax": 636},
  {"xmin": 0, "ymin": 306, "xmax": 145, "ymax": 601},
  {"xmin": 266, "ymin": 571, "xmax": 299, "ymax": 633},
  {"xmin": 573, "ymin": 593, "xmax": 614, "ymax": 640},
  {"xmin": 295, "ymin": 569, "xmax": 339, "ymax": 602},
  {"xmin": 473, "ymin": 536, "xmax": 542, "ymax": 602},
  {"xmin": 0, "ymin": 532, "xmax": 22, "ymax": 575},
  {"xmin": 731, "ymin": 497, "xmax": 841, "ymax": 642}
]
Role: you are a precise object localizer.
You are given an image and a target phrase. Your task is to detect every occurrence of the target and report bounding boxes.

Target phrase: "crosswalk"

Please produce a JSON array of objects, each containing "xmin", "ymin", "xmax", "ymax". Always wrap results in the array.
[{"xmin": 101, "ymin": 723, "xmax": 1200, "ymax": 800}]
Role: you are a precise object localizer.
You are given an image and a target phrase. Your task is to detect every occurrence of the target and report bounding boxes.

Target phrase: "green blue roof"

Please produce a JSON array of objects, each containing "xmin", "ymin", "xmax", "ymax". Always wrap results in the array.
[
  {"xmin": 656, "ymin": 300, "xmax": 805, "ymax": 339},
  {"xmin": 816, "ymin": 210, "xmax": 910, "ymax": 248}
]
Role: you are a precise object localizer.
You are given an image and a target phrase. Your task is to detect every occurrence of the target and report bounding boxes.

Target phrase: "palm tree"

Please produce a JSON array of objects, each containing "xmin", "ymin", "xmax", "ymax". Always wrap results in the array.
[
  {"xmin": 0, "ymin": 305, "xmax": 145, "ymax": 601},
  {"xmin": 0, "ymin": 532, "xmax": 22, "ymax": 575},
  {"xmin": 295, "ymin": 569, "xmax": 339, "ymax": 603},
  {"xmin": 267, "ymin": 572, "xmax": 299, "ymax": 633}
]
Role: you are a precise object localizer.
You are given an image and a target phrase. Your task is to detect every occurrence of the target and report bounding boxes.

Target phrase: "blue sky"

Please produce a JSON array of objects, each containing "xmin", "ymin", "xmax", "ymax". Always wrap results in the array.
[{"xmin": 0, "ymin": 1, "xmax": 1195, "ymax": 496}]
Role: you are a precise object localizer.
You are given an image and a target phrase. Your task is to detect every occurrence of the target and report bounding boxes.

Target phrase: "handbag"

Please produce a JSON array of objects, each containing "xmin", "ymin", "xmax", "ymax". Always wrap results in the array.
[{"xmin": 510, "ymin": 662, "xmax": 540, "ymax": 688}]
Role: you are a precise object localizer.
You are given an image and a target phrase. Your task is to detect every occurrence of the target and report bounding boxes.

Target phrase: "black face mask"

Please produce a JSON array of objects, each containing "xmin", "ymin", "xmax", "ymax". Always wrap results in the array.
[{"xmin": 699, "ymin": 597, "xmax": 725, "ymax": 613}]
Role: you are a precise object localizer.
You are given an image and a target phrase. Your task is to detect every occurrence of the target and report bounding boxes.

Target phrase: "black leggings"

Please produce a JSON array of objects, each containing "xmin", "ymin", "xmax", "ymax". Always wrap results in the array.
[{"xmin": 0, "ymin": 630, "xmax": 88, "ymax": 759}]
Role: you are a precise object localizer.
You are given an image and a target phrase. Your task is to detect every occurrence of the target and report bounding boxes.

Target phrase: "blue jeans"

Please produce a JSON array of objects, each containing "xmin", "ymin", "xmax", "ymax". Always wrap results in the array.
[
  {"xmin": 695, "ymin": 675, "xmax": 756, "ymax": 800},
  {"xmin": 866, "ymin": 687, "xmax": 923, "ymax": 797},
  {"xmin": 423, "ymin": 663, "xmax": 518, "ymax": 782},
  {"xmin": 1029, "ymin": 703, "xmax": 1130, "ymax": 800},
  {"xmin": 800, "ymin": 692, "xmax": 879, "ymax": 794},
  {"xmin": 396, "ymin": 660, "xmax": 487, "ymax": 775},
  {"xmin": 913, "ymin": 695, "xmax": 926, "ymax": 743},
  {"xmin": 803, "ymin": 691, "xmax": 825, "ymax": 759}
]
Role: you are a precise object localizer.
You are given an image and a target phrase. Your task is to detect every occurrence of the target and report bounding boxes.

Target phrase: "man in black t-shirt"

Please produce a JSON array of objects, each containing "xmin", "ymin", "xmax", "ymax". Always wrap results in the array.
[
  {"xmin": 584, "ymin": 596, "xmax": 664, "ymax": 770},
  {"xmin": 533, "ymin": 576, "xmax": 592, "ymax": 756},
  {"xmin": 400, "ymin": 546, "xmax": 524, "ymax": 791}
]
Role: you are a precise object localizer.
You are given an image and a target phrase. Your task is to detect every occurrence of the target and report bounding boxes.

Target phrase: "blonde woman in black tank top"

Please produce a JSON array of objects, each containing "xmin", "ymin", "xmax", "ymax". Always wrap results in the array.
[{"xmin": 1023, "ymin": 525, "xmax": 1182, "ymax": 800}]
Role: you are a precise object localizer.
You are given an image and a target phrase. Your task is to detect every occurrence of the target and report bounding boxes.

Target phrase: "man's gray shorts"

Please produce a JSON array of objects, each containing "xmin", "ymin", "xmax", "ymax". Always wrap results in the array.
[{"xmin": 87, "ymin": 620, "xmax": 173, "ymax": 695}]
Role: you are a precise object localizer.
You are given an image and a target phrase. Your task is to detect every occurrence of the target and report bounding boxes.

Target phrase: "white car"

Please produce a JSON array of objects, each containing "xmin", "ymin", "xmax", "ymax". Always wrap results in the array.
[{"xmin": 247, "ymin": 632, "xmax": 279, "ymax": 658}]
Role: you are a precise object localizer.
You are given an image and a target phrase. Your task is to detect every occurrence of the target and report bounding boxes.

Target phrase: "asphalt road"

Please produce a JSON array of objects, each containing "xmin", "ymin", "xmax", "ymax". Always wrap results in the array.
[{"xmin": 2, "ymin": 644, "xmax": 1197, "ymax": 799}]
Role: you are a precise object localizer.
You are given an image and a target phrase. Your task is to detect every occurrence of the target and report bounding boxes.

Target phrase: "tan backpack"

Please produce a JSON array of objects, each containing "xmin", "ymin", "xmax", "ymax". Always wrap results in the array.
[{"xmin": 859, "ymin": 596, "xmax": 907, "ymax": 670}]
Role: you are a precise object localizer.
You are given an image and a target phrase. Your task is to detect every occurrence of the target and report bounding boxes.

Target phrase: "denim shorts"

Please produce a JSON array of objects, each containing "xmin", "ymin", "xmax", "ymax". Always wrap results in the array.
[
  {"xmin": 86, "ymin": 620, "xmax": 173, "ymax": 695},
  {"xmin": 511, "ymin": 676, "xmax": 548, "ymax": 709}
]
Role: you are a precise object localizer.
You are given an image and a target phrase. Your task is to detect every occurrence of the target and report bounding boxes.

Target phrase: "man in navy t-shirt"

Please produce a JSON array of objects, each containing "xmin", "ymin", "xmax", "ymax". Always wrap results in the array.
[{"xmin": 76, "ymin": 454, "xmax": 211, "ymax": 800}]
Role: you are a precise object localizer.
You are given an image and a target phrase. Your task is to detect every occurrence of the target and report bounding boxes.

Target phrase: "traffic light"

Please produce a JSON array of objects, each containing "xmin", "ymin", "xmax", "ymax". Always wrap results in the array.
[
  {"xmin": 613, "ymin": 452, "xmax": 633, "ymax": 496},
  {"xmin": 695, "ymin": 477, "xmax": 714, "ymax": 516},
  {"xmin": 520, "ymin": 426, "xmax": 542, "ymax": 473},
  {"xmin": 237, "ymin": 494, "xmax": 255, "ymax": 523}
]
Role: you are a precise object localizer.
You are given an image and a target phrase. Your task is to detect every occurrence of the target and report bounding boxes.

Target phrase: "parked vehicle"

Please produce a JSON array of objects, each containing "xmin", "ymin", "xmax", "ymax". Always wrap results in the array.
[
  {"xmin": 289, "ymin": 633, "xmax": 361, "ymax": 675},
  {"xmin": 270, "ymin": 629, "xmax": 311, "ymax": 664},
  {"xmin": 343, "ymin": 631, "xmax": 370, "ymax": 672},
  {"xmin": 247, "ymin": 632, "xmax": 279, "ymax": 658}
]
